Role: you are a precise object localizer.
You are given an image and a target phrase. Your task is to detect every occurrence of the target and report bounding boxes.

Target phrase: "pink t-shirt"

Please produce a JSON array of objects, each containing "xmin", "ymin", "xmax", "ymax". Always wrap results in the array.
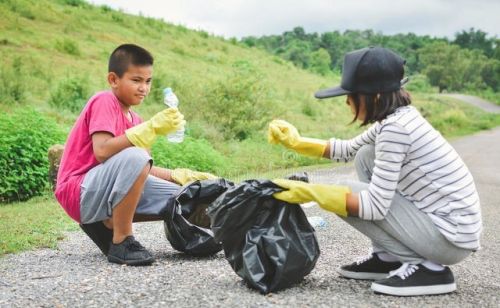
[{"xmin": 55, "ymin": 91, "xmax": 142, "ymax": 223}]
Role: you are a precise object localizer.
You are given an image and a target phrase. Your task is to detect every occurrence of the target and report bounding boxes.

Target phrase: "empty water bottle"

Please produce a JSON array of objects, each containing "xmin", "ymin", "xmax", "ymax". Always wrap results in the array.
[
  {"xmin": 163, "ymin": 87, "xmax": 185, "ymax": 143},
  {"xmin": 307, "ymin": 216, "xmax": 328, "ymax": 229}
]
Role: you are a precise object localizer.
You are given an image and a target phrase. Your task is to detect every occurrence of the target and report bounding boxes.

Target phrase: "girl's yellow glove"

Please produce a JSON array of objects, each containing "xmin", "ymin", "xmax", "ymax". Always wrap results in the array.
[
  {"xmin": 267, "ymin": 119, "xmax": 327, "ymax": 158},
  {"xmin": 126, "ymin": 108, "xmax": 185, "ymax": 149},
  {"xmin": 272, "ymin": 179, "xmax": 351, "ymax": 217}
]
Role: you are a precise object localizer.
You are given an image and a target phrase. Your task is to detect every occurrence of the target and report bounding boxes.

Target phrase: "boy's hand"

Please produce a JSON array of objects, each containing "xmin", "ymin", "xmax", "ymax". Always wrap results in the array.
[
  {"xmin": 126, "ymin": 108, "xmax": 185, "ymax": 149},
  {"xmin": 272, "ymin": 179, "xmax": 351, "ymax": 217},
  {"xmin": 150, "ymin": 108, "xmax": 185, "ymax": 135},
  {"xmin": 267, "ymin": 119, "xmax": 327, "ymax": 158},
  {"xmin": 171, "ymin": 168, "xmax": 218, "ymax": 185}
]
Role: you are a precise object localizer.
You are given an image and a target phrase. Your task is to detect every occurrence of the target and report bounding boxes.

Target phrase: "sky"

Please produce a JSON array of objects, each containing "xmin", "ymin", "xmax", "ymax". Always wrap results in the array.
[{"xmin": 89, "ymin": 0, "xmax": 500, "ymax": 39}]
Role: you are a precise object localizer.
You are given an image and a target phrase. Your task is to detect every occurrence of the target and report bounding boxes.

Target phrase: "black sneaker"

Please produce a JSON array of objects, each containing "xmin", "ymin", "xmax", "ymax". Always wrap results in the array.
[
  {"xmin": 371, "ymin": 263, "xmax": 456, "ymax": 296},
  {"xmin": 107, "ymin": 236, "xmax": 155, "ymax": 266},
  {"xmin": 338, "ymin": 253, "xmax": 402, "ymax": 280},
  {"xmin": 80, "ymin": 221, "xmax": 113, "ymax": 256}
]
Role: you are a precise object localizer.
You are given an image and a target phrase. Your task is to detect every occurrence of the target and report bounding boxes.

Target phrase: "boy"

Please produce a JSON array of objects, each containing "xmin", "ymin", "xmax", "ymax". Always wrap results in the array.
[{"xmin": 55, "ymin": 44, "xmax": 213, "ymax": 266}]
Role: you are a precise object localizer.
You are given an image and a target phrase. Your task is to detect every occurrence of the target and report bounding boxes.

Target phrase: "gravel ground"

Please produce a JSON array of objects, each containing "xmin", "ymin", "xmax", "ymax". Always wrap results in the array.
[{"xmin": 1, "ymin": 129, "xmax": 500, "ymax": 307}]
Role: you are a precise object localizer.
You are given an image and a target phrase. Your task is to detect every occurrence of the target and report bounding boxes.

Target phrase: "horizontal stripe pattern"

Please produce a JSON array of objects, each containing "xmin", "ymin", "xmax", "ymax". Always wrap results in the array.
[{"xmin": 329, "ymin": 106, "xmax": 481, "ymax": 250}]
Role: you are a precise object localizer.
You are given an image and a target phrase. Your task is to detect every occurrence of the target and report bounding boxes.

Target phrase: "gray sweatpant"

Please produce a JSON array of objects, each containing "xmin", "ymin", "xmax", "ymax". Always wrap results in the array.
[
  {"xmin": 80, "ymin": 147, "xmax": 181, "ymax": 224},
  {"xmin": 339, "ymin": 145, "xmax": 472, "ymax": 265}
]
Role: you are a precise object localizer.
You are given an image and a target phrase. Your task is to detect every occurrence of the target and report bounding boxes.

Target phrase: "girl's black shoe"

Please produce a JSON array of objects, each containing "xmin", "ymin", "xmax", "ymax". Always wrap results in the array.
[
  {"xmin": 371, "ymin": 263, "xmax": 456, "ymax": 296},
  {"xmin": 338, "ymin": 253, "xmax": 402, "ymax": 280}
]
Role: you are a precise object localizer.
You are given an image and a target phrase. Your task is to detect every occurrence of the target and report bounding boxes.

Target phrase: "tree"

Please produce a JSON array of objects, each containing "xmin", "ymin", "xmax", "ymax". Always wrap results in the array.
[
  {"xmin": 310, "ymin": 48, "xmax": 331, "ymax": 76},
  {"xmin": 454, "ymin": 28, "xmax": 495, "ymax": 58},
  {"xmin": 419, "ymin": 42, "xmax": 466, "ymax": 92},
  {"xmin": 419, "ymin": 42, "xmax": 490, "ymax": 92}
]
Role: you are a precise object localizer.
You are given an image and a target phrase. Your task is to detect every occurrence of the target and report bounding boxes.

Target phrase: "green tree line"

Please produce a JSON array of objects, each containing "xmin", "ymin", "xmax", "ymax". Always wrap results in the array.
[{"xmin": 242, "ymin": 28, "xmax": 500, "ymax": 93}]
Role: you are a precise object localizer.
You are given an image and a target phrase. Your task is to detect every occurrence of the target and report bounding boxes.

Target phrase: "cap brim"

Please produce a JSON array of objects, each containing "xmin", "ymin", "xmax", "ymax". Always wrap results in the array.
[
  {"xmin": 315, "ymin": 77, "xmax": 410, "ymax": 100},
  {"xmin": 314, "ymin": 86, "xmax": 351, "ymax": 99}
]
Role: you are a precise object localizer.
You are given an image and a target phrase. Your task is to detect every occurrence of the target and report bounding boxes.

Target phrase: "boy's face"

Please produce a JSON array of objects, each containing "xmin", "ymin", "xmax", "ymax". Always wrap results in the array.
[{"xmin": 108, "ymin": 64, "xmax": 153, "ymax": 108}]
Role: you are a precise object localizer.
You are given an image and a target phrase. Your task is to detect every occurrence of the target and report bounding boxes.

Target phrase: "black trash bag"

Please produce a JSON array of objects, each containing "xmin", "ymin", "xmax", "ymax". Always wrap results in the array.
[
  {"xmin": 164, "ymin": 178, "xmax": 235, "ymax": 256},
  {"xmin": 207, "ymin": 179, "xmax": 320, "ymax": 294}
]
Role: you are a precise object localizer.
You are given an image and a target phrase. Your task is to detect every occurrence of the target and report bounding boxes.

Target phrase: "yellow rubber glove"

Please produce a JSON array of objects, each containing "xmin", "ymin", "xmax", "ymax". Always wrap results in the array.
[
  {"xmin": 272, "ymin": 179, "xmax": 351, "ymax": 217},
  {"xmin": 171, "ymin": 168, "xmax": 218, "ymax": 185},
  {"xmin": 125, "ymin": 108, "xmax": 185, "ymax": 149},
  {"xmin": 267, "ymin": 119, "xmax": 327, "ymax": 158}
]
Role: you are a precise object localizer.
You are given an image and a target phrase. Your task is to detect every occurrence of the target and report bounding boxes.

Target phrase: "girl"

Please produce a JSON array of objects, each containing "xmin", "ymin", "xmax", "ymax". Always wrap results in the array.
[{"xmin": 268, "ymin": 47, "xmax": 481, "ymax": 296}]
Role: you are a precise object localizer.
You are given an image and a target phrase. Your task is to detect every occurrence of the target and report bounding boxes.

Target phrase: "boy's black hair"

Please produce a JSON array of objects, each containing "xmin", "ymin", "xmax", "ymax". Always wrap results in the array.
[
  {"xmin": 108, "ymin": 44, "xmax": 154, "ymax": 77},
  {"xmin": 349, "ymin": 89, "xmax": 412, "ymax": 126}
]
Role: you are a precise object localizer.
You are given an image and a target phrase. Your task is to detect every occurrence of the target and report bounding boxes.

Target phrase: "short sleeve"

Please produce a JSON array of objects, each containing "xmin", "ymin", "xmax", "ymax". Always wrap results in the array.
[{"xmin": 86, "ymin": 93, "xmax": 120, "ymax": 136}]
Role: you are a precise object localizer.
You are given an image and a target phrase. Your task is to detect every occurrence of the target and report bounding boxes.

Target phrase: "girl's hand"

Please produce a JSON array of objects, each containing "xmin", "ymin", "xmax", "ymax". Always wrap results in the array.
[{"xmin": 267, "ymin": 119, "xmax": 328, "ymax": 158}]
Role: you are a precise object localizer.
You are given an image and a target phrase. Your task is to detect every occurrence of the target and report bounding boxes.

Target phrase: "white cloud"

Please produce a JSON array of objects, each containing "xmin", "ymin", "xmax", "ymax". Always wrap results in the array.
[{"xmin": 89, "ymin": 0, "xmax": 500, "ymax": 38}]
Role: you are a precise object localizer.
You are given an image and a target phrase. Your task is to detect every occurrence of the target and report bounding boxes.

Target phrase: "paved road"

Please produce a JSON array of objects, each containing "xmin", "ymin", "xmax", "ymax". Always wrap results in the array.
[
  {"xmin": 1, "ymin": 114, "xmax": 500, "ymax": 307},
  {"xmin": 444, "ymin": 94, "xmax": 500, "ymax": 113}
]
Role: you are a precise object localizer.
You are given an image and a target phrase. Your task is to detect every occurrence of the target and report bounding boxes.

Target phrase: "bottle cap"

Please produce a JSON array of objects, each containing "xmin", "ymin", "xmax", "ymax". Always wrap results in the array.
[{"xmin": 163, "ymin": 87, "xmax": 173, "ymax": 95}]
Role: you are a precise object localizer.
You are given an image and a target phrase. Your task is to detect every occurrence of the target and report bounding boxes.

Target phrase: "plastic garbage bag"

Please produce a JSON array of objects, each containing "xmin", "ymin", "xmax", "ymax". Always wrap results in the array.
[
  {"xmin": 163, "ymin": 178, "xmax": 234, "ymax": 256},
  {"xmin": 207, "ymin": 179, "xmax": 320, "ymax": 294}
]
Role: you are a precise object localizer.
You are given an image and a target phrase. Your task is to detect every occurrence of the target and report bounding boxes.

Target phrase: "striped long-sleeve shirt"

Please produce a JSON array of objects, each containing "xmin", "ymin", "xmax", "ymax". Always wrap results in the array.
[{"xmin": 329, "ymin": 106, "xmax": 481, "ymax": 250}]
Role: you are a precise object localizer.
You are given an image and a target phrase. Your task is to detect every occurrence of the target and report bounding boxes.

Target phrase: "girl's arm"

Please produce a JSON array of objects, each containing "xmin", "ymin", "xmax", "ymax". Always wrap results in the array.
[{"xmin": 328, "ymin": 122, "xmax": 380, "ymax": 161}]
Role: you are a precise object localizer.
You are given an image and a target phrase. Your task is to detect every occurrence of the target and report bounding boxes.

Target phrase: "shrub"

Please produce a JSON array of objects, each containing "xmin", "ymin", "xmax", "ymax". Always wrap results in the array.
[
  {"xmin": 48, "ymin": 76, "xmax": 91, "ymax": 113},
  {"xmin": 405, "ymin": 74, "xmax": 437, "ymax": 93},
  {"xmin": 0, "ymin": 109, "xmax": 66, "ymax": 203},
  {"xmin": 199, "ymin": 61, "xmax": 277, "ymax": 140},
  {"xmin": 151, "ymin": 137, "xmax": 229, "ymax": 174},
  {"xmin": 301, "ymin": 102, "xmax": 316, "ymax": 117},
  {"xmin": 54, "ymin": 38, "xmax": 81, "ymax": 56},
  {"xmin": 6, "ymin": 0, "xmax": 36, "ymax": 20},
  {"xmin": 59, "ymin": 0, "xmax": 87, "ymax": 7},
  {"xmin": 0, "ymin": 57, "xmax": 28, "ymax": 105}
]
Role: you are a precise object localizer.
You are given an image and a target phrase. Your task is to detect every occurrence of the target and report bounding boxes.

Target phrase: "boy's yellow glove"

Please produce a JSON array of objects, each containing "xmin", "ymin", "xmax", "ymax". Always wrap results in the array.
[
  {"xmin": 171, "ymin": 168, "xmax": 218, "ymax": 186},
  {"xmin": 268, "ymin": 119, "xmax": 327, "ymax": 158},
  {"xmin": 272, "ymin": 179, "xmax": 351, "ymax": 217},
  {"xmin": 126, "ymin": 108, "xmax": 185, "ymax": 149}
]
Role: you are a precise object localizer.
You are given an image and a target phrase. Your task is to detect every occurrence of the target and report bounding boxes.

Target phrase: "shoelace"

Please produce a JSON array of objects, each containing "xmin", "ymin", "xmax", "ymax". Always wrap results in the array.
[
  {"xmin": 355, "ymin": 254, "xmax": 374, "ymax": 265},
  {"xmin": 389, "ymin": 263, "xmax": 419, "ymax": 280},
  {"xmin": 126, "ymin": 238, "xmax": 146, "ymax": 251}
]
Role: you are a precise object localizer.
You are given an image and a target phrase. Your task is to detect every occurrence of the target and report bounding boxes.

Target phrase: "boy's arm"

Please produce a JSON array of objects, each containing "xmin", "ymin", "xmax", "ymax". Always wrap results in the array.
[
  {"xmin": 150, "ymin": 166, "xmax": 174, "ymax": 181},
  {"xmin": 93, "ymin": 131, "xmax": 175, "ymax": 181},
  {"xmin": 92, "ymin": 132, "xmax": 133, "ymax": 163}
]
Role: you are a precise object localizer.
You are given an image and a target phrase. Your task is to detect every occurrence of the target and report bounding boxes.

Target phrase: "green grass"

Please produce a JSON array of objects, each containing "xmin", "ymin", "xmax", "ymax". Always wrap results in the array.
[{"xmin": 0, "ymin": 193, "xmax": 77, "ymax": 255}]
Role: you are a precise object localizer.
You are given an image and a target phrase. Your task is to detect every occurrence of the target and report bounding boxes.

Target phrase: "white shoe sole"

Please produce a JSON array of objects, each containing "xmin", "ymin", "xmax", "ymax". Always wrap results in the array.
[
  {"xmin": 371, "ymin": 282, "xmax": 457, "ymax": 296},
  {"xmin": 337, "ymin": 268, "xmax": 389, "ymax": 280}
]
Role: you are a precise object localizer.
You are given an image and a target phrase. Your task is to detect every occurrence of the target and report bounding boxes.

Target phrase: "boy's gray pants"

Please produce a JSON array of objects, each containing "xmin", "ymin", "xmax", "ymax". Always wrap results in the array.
[
  {"xmin": 339, "ymin": 145, "xmax": 472, "ymax": 265},
  {"xmin": 80, "ymin": 147, "xmax": 180, "ymax": 224}
]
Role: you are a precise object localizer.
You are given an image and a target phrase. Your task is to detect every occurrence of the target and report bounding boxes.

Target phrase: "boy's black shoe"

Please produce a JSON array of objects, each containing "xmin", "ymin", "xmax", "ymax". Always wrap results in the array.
[
  {"xmin": 107, "ymin": 236, "xmax": 154, "ymax": 266},
  {"xmin": 79, "ymin": 221, "xmax": 113, "ymax": 256},
  {"xmin": 371, "ymin": 263, "xmax": 456, "ymax": 296},
  {"xmin": 338, "ymin": 253, "xmax": 402, "ymax": 280}
]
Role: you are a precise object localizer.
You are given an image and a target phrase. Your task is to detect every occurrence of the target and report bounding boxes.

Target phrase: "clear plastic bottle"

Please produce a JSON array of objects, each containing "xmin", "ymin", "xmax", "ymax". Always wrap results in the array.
[
  {"xmin": 163, "ymin": 87, "xmax": 185, "ymax": 143},
  {"xmin": 307, "ymin": 216, "xmax": 328, "ymax": 229}
]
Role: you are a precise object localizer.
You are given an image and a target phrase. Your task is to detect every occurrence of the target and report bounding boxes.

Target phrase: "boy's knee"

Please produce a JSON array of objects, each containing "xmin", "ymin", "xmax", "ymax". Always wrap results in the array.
[{"xmin": 120, "ymin": 147, "xmax": 152, "ymax": 169}]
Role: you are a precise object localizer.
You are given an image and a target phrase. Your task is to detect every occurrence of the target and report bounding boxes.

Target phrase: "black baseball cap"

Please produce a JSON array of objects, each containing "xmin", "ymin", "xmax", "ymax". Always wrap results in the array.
[{"xmin": 315, "ymin": 47, "xmax": 408, "ymax": 99}]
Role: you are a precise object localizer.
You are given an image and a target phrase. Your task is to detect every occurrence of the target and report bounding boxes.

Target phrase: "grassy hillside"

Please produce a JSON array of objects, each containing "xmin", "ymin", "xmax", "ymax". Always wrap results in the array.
[{"xmin": 1, "ymin": 0, "xmax": 499, "ymax": 179}]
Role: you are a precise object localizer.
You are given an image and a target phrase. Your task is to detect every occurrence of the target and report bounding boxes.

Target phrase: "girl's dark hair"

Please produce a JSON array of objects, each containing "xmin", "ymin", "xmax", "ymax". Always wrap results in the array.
[
  {"xmin": 108, "ymin": 44, "xmax": 154, "ymax": 77},
  {"xmin": 349, "ymin": 89, "xmax": 412, "ymax": 126}
]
